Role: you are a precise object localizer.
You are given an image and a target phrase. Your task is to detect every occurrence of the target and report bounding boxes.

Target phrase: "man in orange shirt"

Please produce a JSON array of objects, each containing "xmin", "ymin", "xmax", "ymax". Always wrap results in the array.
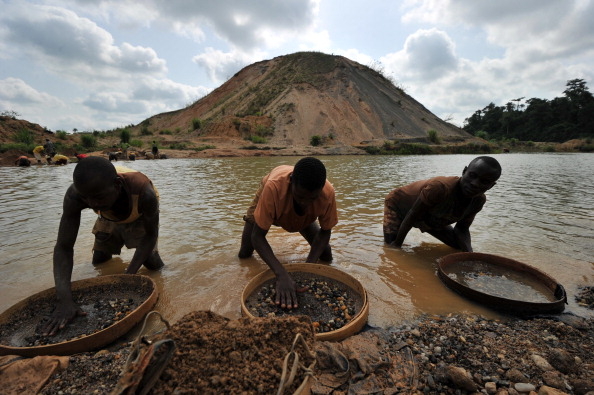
[{"xmin": 238, "ymin": 157, "xmax": 338, "ymax": 309}]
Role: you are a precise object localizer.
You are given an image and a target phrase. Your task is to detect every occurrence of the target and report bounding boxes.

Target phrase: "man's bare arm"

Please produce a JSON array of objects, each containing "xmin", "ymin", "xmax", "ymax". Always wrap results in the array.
[
  {"xmin": 42, "ymin": 186, "xmax": 87, "ymax": 335},
  {"xmin": 126, "ymin": 185, "xmax": 159, "ymax": 274}
]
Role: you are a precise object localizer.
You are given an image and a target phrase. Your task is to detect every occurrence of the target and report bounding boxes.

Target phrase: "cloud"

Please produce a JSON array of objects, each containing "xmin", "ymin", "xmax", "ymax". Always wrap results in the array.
[
  {"xmin": 132, "ymin": 78, "xmax": 210, "ymax": 105},
  {"xmin": 83, "ymin": 92, "xmax": 148, "ymax": 114},
  {"xmin": 192, "ymin": 48, "xmax": 264, "ymax": 85},
  {"xmin": 0, "ymin": 4, "xmax": 167, "ymax": 79},
  {"xmin": 0, "ymin": 78, "xmax": 62, "ymax": 105},
  {"xmin": 62, "ymin": 0, "xmax": 319, "ymax": 50},
  {"xmin": 381, "ymin": 28, "xmax": 458, "ymax": 81}
]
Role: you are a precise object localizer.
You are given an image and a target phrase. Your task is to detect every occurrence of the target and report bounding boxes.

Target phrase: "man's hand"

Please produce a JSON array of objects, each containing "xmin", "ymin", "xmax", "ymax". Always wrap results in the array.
[
  {"xmin": 40, "ymin": 300, "xmax": 87, "ymax": 336},
  {"xmin": 274, "ymin": 274, "xmax": 309, "ymax": 309}
]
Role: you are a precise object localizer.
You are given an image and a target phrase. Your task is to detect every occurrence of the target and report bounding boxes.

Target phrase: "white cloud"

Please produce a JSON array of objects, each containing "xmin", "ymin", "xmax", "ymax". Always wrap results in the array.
[
  {"xmin": 1, "ymin": 0, "xmax": 593, "ymax": 131},
  {"xmin": 1, "ymin": 4, "xmax": 167, "ymax": 80},
  {"xmin": 192, "ymin": 48, "xmax": 264, "ymax": 85},
  {"xmin": 382, "ymin": 28, "xmax": 458, "ymax": 81},
  {"xmin": 0, "ymin": 78, "xmax": 63, "ymax": 106}
]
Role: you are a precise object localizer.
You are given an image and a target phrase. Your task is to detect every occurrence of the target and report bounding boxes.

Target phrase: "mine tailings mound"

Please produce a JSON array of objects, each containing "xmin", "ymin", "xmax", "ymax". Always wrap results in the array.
[{"xmin": 131, "ymin": 51, "xmax": 474, "ymax": 148}]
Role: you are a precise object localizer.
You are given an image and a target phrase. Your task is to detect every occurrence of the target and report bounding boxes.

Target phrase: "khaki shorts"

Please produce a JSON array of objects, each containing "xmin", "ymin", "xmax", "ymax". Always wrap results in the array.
[
  {"xmin": 92, "ymin": 216, "xmax": 158, "ymax": 254},
  {"xmin": 243, "ymin": 179, "xmax": 266, "ymax": 224}
]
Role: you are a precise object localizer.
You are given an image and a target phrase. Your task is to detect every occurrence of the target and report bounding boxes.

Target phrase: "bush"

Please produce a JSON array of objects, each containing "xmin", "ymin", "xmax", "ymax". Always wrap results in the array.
[
  {"xmin": 396, "ymin": 143, "xmax": 434, "ymax": 155},
  {"xmin": 13, "ymin": 128, "xmax": 34, "ymax": 145},
  {"xmin": 130, "ymin": 139, "xmax": 143, "ymax": 147},
  {"xmin": 475, "ymin": 130, "xmax": 488, "ymax": 140},
  {"xmin": 310, "ymin": 135, "xmax": 322, "ymax": 146},
  {"xmin": 56, "ymin": 130, "xmax": 68, "ymax": 140},
  {"xmin": 194, "ymin": 145, "xmax": 216, "ymax": 151},
  {"xmin": 140, "ymin": 126, "xmax": 152, "ymax": 136},
  {"xmin": 0, "ymin": 142, "xmax": 33, "ymax": 153},
  {"xmin": 169, "ymin": 142, "xmax": 187, "ymax": 150},
  {"xmin": 120, "ymin": 129, "xmax": 131, "ymax": 144},
  {"xmin": 427, "ymin": 129, "xmax": 441, "ymax": 144},
  {"xmin": 191, "ymin": 118, "xmax": 202, "ymax": 130},
  {"xmin": 80, "ymin": 134, "xmax": 97, "ymax": 149},
  {"xmin": 248, "ymin": 135, "xmax": 267, "ymax": 144},
  {"xmin": 578, "ymin": 144, "xmax": 594, "ymax": 152},
  {"xmin": 159, "ymin": 130, "xmax": 173, "ymax": 135}
]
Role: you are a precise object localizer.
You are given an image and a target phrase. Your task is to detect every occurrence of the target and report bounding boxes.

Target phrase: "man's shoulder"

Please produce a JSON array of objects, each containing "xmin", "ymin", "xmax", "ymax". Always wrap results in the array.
[{"xmin": 268, "ymin": 165, "xmax": 293, "ymax": 179}]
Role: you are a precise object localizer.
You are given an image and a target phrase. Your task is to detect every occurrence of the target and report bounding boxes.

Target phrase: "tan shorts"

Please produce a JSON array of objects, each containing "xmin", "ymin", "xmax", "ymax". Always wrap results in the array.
[
  {"xmin": 92, "ymin": 217, "xmax": 158, "ymax": 254},
  {"xmin": 243, "ymin": 179, "xmax": 266, "ymax": 224}
]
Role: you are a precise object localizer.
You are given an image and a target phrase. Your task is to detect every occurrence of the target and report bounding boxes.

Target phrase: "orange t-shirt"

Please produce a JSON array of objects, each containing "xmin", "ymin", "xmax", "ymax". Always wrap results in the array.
[{"xmin": 253, "ymin": 165, "xmax": 338, "ymax": 232}]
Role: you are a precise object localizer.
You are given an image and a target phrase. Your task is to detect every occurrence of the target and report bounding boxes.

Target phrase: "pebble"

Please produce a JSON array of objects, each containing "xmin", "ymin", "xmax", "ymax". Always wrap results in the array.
[
  {"xmin": 514, "ymin": 382, "xmax": 536, "ymax": 393},
  {"xmin": 485, "ymin": 381, "xmax": 497, "ymax": 394},
  {"xmin": 532, "ymin": 354, "xmax": 554, "ymax": 371}
]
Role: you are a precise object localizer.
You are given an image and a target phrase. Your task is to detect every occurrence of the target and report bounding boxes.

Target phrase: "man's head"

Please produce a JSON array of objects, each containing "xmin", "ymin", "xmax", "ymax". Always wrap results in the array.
[
  {"xmin": 460, "ymin": 156, "xmax": 501, "ymax": 198},
  {"xmin": 73, "ymin": 156, "xmax": 121, "ymax": 211},
  {"xmin": 291, "ymin": 157, "xmax": 327, "ymax": 210}
]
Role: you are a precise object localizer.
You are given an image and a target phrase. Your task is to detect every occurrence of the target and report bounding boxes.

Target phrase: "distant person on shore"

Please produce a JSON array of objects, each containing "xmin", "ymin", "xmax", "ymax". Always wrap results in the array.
[
  {"xmin": 15, "ymin": 155, "xmax": 31, "ymax": 166},
  {"xmin": 52, "ymin": 154, "xmax": 69, "ymax": 165},
  {"xmin": 152, "ymin": 141, "xmax": 159, "ymax": 157},
  {"xmin": 33, "ymin": 145, "xmax": 45, "ymax": 164},
  {"xmin": 44, "ymin": 138, "xmax": 56, "ymax": 158},
  {"xmin": 41, "ymin": 157, "xmax": 164, "ymax": 335},
  {"xmin": 383, "ymin": 156, "xmax": 501, "ymax": 252},
  {"xmin": 238, "ymin": 157, "xmax": 338, "ymax": 309}
]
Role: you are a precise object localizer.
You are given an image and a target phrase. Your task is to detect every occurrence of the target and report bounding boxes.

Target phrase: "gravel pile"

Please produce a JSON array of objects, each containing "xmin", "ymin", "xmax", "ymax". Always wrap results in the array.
[{"xmin": 36, "ymin": 287, "xmax": 594, "ymax": 394}]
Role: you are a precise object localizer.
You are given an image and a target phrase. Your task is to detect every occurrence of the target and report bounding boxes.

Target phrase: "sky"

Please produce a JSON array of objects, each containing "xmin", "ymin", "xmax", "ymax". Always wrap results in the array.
[{"xmin": 1, "ymin": 0, "xmax": 593, "ymax": 132}]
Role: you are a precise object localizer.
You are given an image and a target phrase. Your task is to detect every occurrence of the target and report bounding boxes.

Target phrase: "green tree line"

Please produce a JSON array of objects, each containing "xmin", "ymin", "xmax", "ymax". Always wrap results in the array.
[{"xmin": 463, "ymin": 79, "xmax": 594, "ymax": 142}]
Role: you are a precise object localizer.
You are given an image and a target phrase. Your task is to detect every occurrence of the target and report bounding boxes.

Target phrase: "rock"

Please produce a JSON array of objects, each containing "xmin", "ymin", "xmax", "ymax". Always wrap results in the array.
[
  {"xmin": 532, "ymin": 354, "xmax": 555, "ymax": 371},
  {"xmin": 506, "ymin": 368, "xmax": 528, "ymax": 382},
  {"xmin": 542, "ymin": 371, "xmax": 567, "ymax": 391},
  {"xmin": 538, "ymin": 385, "xmax": 570, "ymax": 395},
  {"xmin": 514, "ymin": 382, "xmax": 536, "ymax": 393},
  {"xmin": 548, "ymin": 348, "xmax": 575, "ymax": 374},
  {"xmin": 443, "ymin": 365, "xmax": 478, "ymax": 392},
  {"xmin": 485, "ymin": 381, "xmax": 498, "ymax": 394},
  {"xmin": 569, "ymin": 378, "xmax": 594, "ymax": 395}
]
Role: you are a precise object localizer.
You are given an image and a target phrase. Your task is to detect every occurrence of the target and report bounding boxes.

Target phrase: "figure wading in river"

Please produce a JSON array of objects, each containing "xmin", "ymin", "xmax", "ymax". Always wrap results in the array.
[
  {"xmin": 42, "ymin": 156, "xmax": 164, "ymax": 335},
  {"xmin": 238, "ymin": 157, "xmax": 338, "ymax": 309},
  {"xmin": 383, "ymin": 156, "xmax": 501, "ymax": 252}
]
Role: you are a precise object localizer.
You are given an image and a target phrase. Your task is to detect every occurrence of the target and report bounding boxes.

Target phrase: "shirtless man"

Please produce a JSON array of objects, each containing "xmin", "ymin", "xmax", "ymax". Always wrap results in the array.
[
  {"xmin": 238, "ymin": 157, "xmax": 338, "ymax": 309},
  {"xmin": 42, "ymin": 156, "xmax": 164, "ymax": 335},
  {"xmin": 383, "ymin": 156, "xmax": 501, "ymax": 252}
]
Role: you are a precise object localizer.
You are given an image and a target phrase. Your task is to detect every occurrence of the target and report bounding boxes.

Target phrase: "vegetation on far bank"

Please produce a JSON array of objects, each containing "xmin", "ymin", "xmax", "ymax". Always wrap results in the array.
[
  {"xmin": 464, "ymin": 79, "xmax": 594, "ymax": 144},
  {"xmin": 2, "ymin": 75, "xmax": 594, "ymax": 157}
]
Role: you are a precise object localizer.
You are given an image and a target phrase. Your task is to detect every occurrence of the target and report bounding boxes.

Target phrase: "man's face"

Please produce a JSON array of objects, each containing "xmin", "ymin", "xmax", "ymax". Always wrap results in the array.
[
  {"xmin": 291, "ymin": 183, "xmax": 321, "ymax": 212},
  {"xmin": 75, "ymin": 178, "xmax": 121, "ymax": 211},
  {"xmin": 460, "ymin": 160, "xmax": 500, "ymax": 198}
]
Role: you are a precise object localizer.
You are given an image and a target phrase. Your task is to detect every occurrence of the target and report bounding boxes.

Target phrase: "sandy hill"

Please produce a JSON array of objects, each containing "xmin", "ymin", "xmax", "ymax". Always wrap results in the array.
[
  {"xmin": 0, "ymin": 116, "xmax": 55, "ymax": 144},
  {"xmin": 132, "ymin": 52, "xmax": 471, "ymax": 149}
]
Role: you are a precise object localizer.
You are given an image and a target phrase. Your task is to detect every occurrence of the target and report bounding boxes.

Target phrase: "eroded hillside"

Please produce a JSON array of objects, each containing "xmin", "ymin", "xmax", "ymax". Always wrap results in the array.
[{"xmin": 133, "ymin": 52, "xmax": 471, "ymax": 147}]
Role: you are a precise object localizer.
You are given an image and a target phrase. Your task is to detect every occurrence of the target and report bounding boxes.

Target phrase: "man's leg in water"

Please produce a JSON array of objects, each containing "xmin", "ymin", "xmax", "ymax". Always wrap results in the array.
[
  {"xmin": 300, "ymin": 222, "xmax": 332, "ymax": 262},
  {"xmin": 238, "ymin": 221, "xmax": 255, "ymax": 258}
]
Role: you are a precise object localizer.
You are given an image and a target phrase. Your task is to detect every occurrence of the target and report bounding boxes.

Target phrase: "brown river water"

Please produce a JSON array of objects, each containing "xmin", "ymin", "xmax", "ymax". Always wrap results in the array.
[{"xmin": 1, "ymin": 153, "xmax": 593, "ymax": 329}]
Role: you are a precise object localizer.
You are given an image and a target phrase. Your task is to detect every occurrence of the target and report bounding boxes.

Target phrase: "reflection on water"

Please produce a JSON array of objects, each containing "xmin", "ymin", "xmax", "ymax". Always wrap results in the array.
[
  {"xmin": 445, "ymin": 260, "xmax": 557, "ymax": 303},
  {"xmin": 1, "ymin": 153, "xmax": 593, "ymax": 328}
]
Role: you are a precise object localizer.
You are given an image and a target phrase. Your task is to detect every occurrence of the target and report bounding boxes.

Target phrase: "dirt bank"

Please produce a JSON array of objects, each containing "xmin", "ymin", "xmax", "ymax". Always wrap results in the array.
[{"xmin": 35, "ymin": 306, "xmax": 594, "ymax": 394}]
